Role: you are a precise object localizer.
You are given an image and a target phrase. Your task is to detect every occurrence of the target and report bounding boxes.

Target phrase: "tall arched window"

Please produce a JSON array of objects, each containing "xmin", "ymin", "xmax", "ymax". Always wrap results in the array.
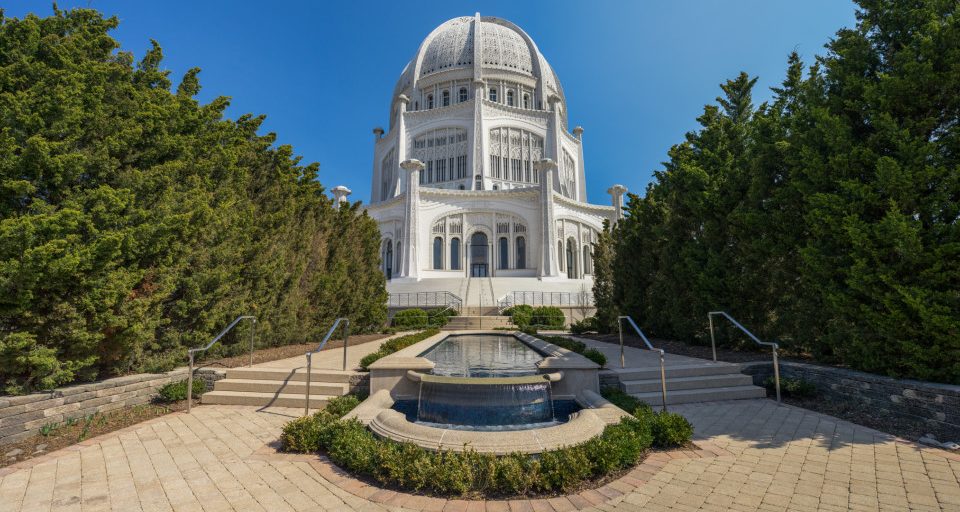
[
  {"xmin": 442, "ymin": 90, "xmax": 450, "ymax": 107},
  {"xmin": 433, "ymin": 237, "xmax": 443, "ymax": 269},
  {"xmin": 488, "ymin": 128, "xmax": 544, "ymax": 184},
  {"xmin": 396, "ymin": 241, "xmax": 402, "ymax": 275},
  {"xmin": 507, "ymin": 90, "xmax": 514, "ymax": 106},
  {"xmin": 450, "ymin": 238, "xmax": 461, "ymax": 270},
  {"xmin": 566, "ymin": 238, "xmax": 577, "ymax": 279},
  {"xmin": 523, "ymin": 94, "xmax": 530, "ymax": 109},
  {"xmin": 583, "ymin": 246, "xmax": 591, "ymax": 274},
  {"xmin": 489, "ymin": 88, "xmax": 498, "ymax": 102},
  {"xmin": 475, "ymin": 175, "xmax": 482, "ymax": 190},
  {"xmin": 427, "ymin": 94, "xmax": 434, "ymax": 109},
  {"xmin": 412, "ymin": 128, "xmax": 467, "ymax": 185},
  {"xmin": 384, "ymin": 240, "xmax": 393, "ymax": 279},
  {"xmin": 516, "ymin": 236, "xmax": 526, "ymax": 269},
  {"xmin": 558, "ymin": 241, "xmax": 564, "ymax": 272},
  {"xmin": 498, "ymin": 237, "xmax": 509, "ymax": 269},
  {"xmin": 458, "ymin": 87, "xmax": 468, "ymax": 102}
]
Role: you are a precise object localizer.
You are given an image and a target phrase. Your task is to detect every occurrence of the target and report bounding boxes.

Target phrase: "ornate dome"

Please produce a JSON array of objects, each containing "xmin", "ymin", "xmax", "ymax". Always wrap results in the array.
[{"xmin": 392, "ymin": 15, "xmax": 564, "ymax": 105}]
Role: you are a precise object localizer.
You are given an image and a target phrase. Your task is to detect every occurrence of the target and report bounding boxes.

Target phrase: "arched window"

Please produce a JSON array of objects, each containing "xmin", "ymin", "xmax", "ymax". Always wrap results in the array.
[
  {"xmin": 458, "ymin": 87, "xmax": 468, "ymax": 102},
  {"xmin": 489, "ymin": 88, "xmax": 498, "ymax": 102},
  {"xmin": 516, "ymin": 236, "xmax": 526, "ymax": 269},
  {"xmin": 384, "ymin": 240, "xmax": 393, "ymax": 279},
  {"xmin": 475, "ymin": 175, "xmax": 482, "ymax": 190},
  {"xmin": 507, "ymin": 90, "xmax": 514, "ymax": 107},
  {"xmin": 488, "ymin": 127, "xmax": 544, "ymax": 184},
  {"xmin": 396, "ymin": 241, "xmax": 402, "ymax": 274},
  {"xmin": 492, "ymin": 184, "xmax": 498, "ymax": 190},
  {"xmin": 450, "ymin": 238, "xmax": 461, "ymax": 270},
  {"xmin": 523, "ymin": 94, "xmax": 530, "ymax": 109},
  {"xmin": 458, "ymin": 184, "xmax": 465, "ymax": 190},
  {"xmin": 442, "ymin": 90, "xmax": 450, "ymax": 107},
  {"xmin": 566, "ymin": 238, "xmax": 577, "ymax": 279},
  {"xmin": 583, "ymin": 246, "xmax": 591, "ymax": 274},
  {"xmin": 498, "ymin": 237, "xmax": 509, "ymax": 269},
  {"xmin": 411, "ymin": 128, "xmax": 467, "ymax": 185},
  {"xmin": 433, "ymin": 237, "xmax": 443, "ymax": 269},
  {"xmin": 414, "ymin": 101, "xmax": 419, "ymax": 110},
  {"xmin": 427, "ymin": 94, "xmax": 434, "ymax": 109}
]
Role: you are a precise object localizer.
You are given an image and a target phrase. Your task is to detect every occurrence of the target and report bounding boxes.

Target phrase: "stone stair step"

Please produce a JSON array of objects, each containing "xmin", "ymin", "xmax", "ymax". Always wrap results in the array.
[
  {"xmin": 213, "ymin": 378, "xmax": 349, "ymax": 396},
  {"xmin": 612, "ymin": 363, "xmax": 744, "ymax": 381},
  {"xmin": 201, "ymin": 390, "xmax": 337, "ymax": 408},
  {"xmin": 630, "ymin": 385, "xmax": 767, "ymax": 406},
  {"xmin": 223, "ymin": 367, "xmax": 357, "ymax": 383},
  {"xmin": 621, "ymin": 373, "xmax": 754, "ymax": 394}
]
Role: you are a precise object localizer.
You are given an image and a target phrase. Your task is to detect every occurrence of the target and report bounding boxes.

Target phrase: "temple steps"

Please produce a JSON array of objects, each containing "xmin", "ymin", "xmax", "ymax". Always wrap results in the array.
[{"xmin": 201, "ymin": 366, "xmax": 358, "ymax": 408}]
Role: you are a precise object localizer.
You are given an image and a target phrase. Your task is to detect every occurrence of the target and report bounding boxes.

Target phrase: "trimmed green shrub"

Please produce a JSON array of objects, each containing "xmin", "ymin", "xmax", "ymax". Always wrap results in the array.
[
  {"xmin": 650, "ymin": 411, "xmax": 694, "ymax": 448},
  {"xmin": 359, "ymin": 329, "xmax": 439, "ymax": 370},
  {"xmin": 582, "ymin": 348, "xmax": 607, "ymax": 367},
  {"xmin": 570, "ymin": 316, "xmax": 599, "ymax": 335},
  {"xmin": 392, "ymin": 309, "xmax": 429, "ymax": 328},
  {"xmin": 503, "ymin": 304, "xmax": 534, "ymax": 328},
  {"xmin": 155, "ymin": 379, "xmax": 205, "ymax": 402},
  {"xmin": 324, "ymin": 395, "xmax": 362, "ymax": 417},
  {"xmin": 765, "ymin": 377, "xmax": 817, "ymax": 398},
  {"xmin": 537, "ymin": 445, "xmax": 592, "ymax": 492},
  {"xmin": 280, "ymin": 415, "xmax": 326, "ymax": 452},
  {"xmin": 530, "ymin": 306, "xmax": 565, "ymax": 329}
]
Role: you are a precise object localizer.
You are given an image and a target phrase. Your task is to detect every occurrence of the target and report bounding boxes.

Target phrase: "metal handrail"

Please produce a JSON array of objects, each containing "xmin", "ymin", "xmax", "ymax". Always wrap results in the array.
[
  {"xmin": 187, "ymin": 315, "xmax": 257, "ymax": 414},
  {"xmin": 708, "ymin": 311, "xmax": 781, "ymax": 403},
  {"xmin": 617, "ymin": 316, "xmax": 668, "ymax": 411},
  {"xmin": 388, "ymin": 291, "xmax": 462, "ymax": 313},
  {"xmin": 304, "ymin": 318, "xmax": 350, "ymax": 415},
  {"xmin": 498, "ymin": 290, "xmax": 595, "ymax": 309}
]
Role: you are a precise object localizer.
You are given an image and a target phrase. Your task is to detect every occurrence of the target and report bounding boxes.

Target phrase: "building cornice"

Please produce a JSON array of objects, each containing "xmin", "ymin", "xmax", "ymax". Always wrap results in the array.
[{"xmin": 552, "ymin": 191, "xmax": 616, "ymax": 214}]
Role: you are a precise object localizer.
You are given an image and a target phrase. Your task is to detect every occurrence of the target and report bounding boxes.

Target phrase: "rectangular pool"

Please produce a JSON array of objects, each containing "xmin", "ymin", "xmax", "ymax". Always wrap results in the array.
[{"xmin": 420, "ymin": 334, "xmax": 544, "ymax": 378}]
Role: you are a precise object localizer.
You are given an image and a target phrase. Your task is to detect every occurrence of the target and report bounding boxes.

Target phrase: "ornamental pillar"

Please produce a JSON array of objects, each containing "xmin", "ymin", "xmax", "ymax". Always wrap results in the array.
[
  {"xmin": 607, "ymin": 184, "xmax": 627, "ymax": 223},
  {"xmin": 400, "ymin": 159, "xmax": 424, "ymax": 280},
  {"xmin": 332, "ymin": 186, "xmax": 351, "ymax": 209},
  {"xmin": 536, "ymin": 158, "xmax": 560, "ymax": 279}
]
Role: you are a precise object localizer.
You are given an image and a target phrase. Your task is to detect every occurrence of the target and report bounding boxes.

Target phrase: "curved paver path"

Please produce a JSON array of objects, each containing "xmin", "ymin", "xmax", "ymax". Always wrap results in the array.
[{"xmin": 2, "ymin": 399, "xmax": 959, "ymax": 511}]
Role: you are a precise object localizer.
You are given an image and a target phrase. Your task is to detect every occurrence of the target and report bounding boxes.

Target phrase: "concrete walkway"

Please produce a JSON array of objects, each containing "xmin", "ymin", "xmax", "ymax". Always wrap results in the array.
[{"xmin": 3, "ymin": 399, "xmax": 959, "ymax": 511}]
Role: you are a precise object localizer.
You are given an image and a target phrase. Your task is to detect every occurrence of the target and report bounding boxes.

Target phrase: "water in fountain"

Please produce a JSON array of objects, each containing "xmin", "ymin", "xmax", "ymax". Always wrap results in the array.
[{"xmin": 417, "ymin": 379, "xmax": 555, "ymax": 427}]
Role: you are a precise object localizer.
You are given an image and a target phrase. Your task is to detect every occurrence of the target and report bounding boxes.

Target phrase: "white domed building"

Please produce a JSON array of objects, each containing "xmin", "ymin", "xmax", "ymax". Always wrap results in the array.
[{"xmin": 363, "ymin": 14, "xmax": 628, "ymax": 308}]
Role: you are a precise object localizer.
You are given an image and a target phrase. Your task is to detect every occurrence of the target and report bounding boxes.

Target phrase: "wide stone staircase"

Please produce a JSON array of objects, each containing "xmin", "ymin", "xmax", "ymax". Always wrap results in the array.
[
  {"xmin": 201, "ymin": 366, "xmax": 359, "ymax": 409},
  {"xmin": 611, "ymin": 361, "xmax": 766, "ymax": 406}
]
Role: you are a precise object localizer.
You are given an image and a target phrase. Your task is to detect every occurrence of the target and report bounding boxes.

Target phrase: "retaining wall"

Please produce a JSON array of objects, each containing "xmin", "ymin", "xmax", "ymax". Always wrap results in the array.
[
  {"xmin": 0, "ymin": 367, "xmax": 226, "ymax": 446},
  {"xmin": 742, "ymin": 360, "xmax": 960, "ymax": 432}
]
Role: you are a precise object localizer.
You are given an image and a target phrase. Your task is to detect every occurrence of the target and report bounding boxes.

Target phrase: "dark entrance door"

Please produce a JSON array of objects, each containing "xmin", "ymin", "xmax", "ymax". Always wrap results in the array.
[{"xmin": 470, "ymin": 232, "xmax": 488, "ymax": 277}]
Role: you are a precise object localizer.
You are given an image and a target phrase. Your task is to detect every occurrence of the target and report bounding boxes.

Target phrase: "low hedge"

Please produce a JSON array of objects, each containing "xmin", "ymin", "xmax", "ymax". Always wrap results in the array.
[
  {"xmin": 502, "ymin": 305, "xmax": 565, "ymax": 329},
  {"xmin": 600, "ymin": 387, "xmax": 694, "ymax": 448},
  {"xmin": 392, "ymin": 308, "xmax": 457, "ymax": 329},
  {"xmin": 534, "ymin": 334, "xmax": 607, "ymax": 368},
  {"xmin": 155, "ymin": 379, "xmax": 206, "ymax": 402},
  {"xmin": 358, "ymin": 329, "xmax": 439, "ymax": 370},
  {"xmin": 281, "ymin": 390, "xmax": 693, "ymax": 497}
]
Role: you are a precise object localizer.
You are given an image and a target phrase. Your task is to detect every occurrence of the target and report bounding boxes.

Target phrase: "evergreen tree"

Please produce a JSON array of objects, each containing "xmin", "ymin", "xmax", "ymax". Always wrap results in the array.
[{"xmin": 0, "ymin": 8, "xmax": 386, "ymax": 393}]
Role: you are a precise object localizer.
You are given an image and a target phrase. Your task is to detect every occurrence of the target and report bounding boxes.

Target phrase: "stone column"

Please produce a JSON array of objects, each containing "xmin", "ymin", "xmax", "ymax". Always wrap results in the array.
[
  {"xmin": 395, "ymin": 95, "xmax": 410, "ymax": 196},
  {"xmin": 370, "ymin": 127, "xmax": 384, "ymax": 202},
  {"xmin": 536, "ymin": 158, "xmax": 560, "ymax": 279},
  {"xmin": 607, "ymin": 184, "xmax": 627, "ymax": 223},
  {"xmin": 332, "ymin": 186, "xmax": 351, "ymax": 209},
  {"xmin": 400, "ymin": 159, "xmax": 424, "ymax": 280}
]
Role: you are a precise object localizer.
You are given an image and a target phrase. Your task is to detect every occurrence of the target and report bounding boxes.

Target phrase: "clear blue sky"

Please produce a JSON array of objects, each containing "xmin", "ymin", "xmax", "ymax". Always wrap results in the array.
[{"xmin": 6, "ymin": 1, "xmax": 857, "ymax": 204}]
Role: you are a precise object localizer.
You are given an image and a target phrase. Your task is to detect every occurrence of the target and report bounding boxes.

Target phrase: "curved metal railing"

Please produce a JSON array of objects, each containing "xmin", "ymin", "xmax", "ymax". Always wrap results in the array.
[
  {"xmin": 708, "ymin": 311, "xmax": 781, "ymax": 403},
  {"xmin": 304, "ymin": 318, "xmax": 350, "ymax": 415},
  {"xmin": 617, "ymin": 315, "xmax": 668, "ymax": 411},
  {"xmin": 186, "ymin": 315, "xmax": 257, "ymax": 414},
  {"xmin": 388, "ymin": 291, "xmax": 462, "ymax": 313}
]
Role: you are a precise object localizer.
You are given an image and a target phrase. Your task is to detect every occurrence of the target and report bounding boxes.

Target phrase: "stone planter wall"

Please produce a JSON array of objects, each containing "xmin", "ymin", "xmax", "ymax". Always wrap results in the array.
[
  {"xmin": 741, "ymin": 360, "xmax": 960, "ymax": 430},
  {"xmin": 0, "ymin": 367, "xmax": 226, "ymax": 446}
]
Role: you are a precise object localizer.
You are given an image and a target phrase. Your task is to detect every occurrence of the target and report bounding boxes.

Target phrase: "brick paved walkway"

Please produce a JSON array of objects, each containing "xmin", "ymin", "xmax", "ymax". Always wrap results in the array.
[{"xmin": 2, "ymin": 399, "xmax": 959, "ymax": 511}]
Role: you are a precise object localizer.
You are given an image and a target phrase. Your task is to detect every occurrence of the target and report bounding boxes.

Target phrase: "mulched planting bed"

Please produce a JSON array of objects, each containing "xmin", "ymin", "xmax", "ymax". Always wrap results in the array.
[
  {"xmin": 1, "ymin": 400, "xmax": 192, "ymax": 469},
  {"xmin": 196, "ymin": 333, "xmax": 389, "ymax": 369}
]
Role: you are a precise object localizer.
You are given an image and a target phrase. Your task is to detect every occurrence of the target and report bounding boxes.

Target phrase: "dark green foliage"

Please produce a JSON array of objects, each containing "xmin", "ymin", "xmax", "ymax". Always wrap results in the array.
[
  {"xmin": 650, "ymin": 412, "xmax": 694, "ymax": 448},
  {"xmin": 358, "ymin": 329, "xmax": 439, "ymax": 370},
  {"xmin": 765, "ymin": 377, "xmax": 817, "ymax": 398},
  {"xmin": 155, "ymin": 379, "xmax": 205, "ymax": 402},
  {"xmin": 391, "ymin": 309, "xmax": 429, "ymax": 328},
  {"xmin": 597, "ymin": 1, "xmax": 960, "ymax": 383},
  {"xmin": 323, "ymin": 395, "xmax": 362, "ymax": 417},
  {"xmin": 503, "ymin": 304, "xmax": 533, "ymax": 328},
  {"xmin": 0, "ymin": 9, "xmax": 387, "ymax": 393},
  {"xmin": 570, "ymin": 316, "xmax": 599, "ymax": 335},
  {"xmin": 590, "ymin": 222, "xmax": 618, "ymax": 333},
  {"xmin": 279, "ymin": 393, "xmax": 688, "ymax": 497},
  {"xmin": 581, "ymin": 348, "xmax": 607, "ymax": 368},
  {"xmin": 530, "ymin": 306, "xmax": 565, "ymax": 328}
]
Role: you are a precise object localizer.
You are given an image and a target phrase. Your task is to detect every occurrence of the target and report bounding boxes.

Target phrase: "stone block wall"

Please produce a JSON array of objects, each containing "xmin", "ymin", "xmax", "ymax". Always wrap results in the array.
[
  {"xmin": 0, "ymin": 367, "xmax": 226, "ymax": 446},
  {"xmin": 741, "ymin": 360, "xmax": 960, "ymax": 431}
]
